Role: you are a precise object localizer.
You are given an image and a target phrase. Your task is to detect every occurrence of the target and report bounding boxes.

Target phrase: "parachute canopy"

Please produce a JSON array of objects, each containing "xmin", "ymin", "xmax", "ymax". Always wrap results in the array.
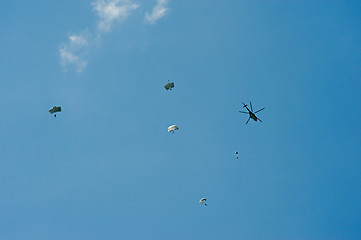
[
  {"xmin": 49, "ymin": 106, "xmax": 61, "ymax": 114},
  {"xmin": 168, "ymin": 125, "xmax": 179, "ymax": 133},
  {"xmin": 200, "ymin": 198, "xmax": 207, "ymax": 206},
  {"xmin": 164, "ymin": 81, "xmax": 174, "ymax": 90}
]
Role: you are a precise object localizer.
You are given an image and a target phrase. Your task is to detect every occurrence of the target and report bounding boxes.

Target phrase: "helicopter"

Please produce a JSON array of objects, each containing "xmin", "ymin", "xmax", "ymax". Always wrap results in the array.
[{"xmin": 239, "ymin": 102, "xmax": 265, "ymax": 124}]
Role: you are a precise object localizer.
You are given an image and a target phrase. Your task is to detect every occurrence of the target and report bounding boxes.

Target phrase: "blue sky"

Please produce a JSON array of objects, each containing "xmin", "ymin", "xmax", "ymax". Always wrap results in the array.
[{"xmin": 1, "ymin": 0, "xmax": 361, "ymax": 239}]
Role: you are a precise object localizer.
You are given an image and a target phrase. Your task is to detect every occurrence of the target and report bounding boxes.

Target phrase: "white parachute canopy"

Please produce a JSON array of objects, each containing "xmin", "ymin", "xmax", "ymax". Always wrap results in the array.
[
  {"xmin": 164, "ymin": 81, "xmax": 174, "ymax": 90},
  {"xmin": 200, "ymin": 198, "xmax": 207, "ymax": 206},
  {"xmin": 168, "ymin": 125, "xmax": 179, "ymax": 133},
  {"xmin": 49, "ymin": 106, "xmax": 61, "ymax": 117}
]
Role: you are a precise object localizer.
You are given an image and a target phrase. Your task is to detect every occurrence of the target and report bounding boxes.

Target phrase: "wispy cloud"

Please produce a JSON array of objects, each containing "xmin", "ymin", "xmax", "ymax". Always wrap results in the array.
[
  {"xmin": 59, "ymin": 0, "xmax": 140, "ymax": 72},
  {"xmin": 59, "ymin": 0, "xmax": 172, "ymax": 73},
  {"xmin": 59, "ymin": 33, "xmax": 88, "ymax": 73},
  {"xmin": 145, "ymin": 0, "xmax": 169, "ymax": 24},
  {"xmin": 92, "ymin": 0, "xmax": 139, "ymax": 32}
]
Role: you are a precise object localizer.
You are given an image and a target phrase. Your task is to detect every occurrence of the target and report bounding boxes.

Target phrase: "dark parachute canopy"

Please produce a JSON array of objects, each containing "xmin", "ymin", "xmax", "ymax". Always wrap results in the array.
[
  {"xmin": 49, "ymin": 106, "xmax": 61, "ymax": 117},
  {"xmin": 164, "ymin": 81, "xmax": 174, "ymax": 90}
]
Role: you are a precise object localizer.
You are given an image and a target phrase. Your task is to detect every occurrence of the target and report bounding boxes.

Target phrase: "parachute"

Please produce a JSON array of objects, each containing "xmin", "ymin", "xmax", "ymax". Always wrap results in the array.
[
  {"xmin": 168, "ymin": 125, "xmax": 179, "ymax": 133},
  {"xmin": 49, "ymin": 106, "xmax": 61, "ymax": 117},
  {"xmin": 235, "ymin": 151, "xmax": 239, "ymax": 159},
  {"xmin": 164, "ymin": 81, "xmax": 174, "ymax": 90},
  {"xmin": 199, "ymin": 198, "xmax": 207, "ymax": 206}
]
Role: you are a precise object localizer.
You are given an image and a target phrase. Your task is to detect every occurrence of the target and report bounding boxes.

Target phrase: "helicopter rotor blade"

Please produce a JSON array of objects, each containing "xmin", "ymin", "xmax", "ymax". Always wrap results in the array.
[
  {"xmin": 250, "ymin": 102, "xmax": 253, "ymax": 112},
  {"xmin": 239, "ymin": 111, "xmax": 248, "ymax": 114},
  {"xmin": 246, "ymin": 117, "xmax": 250, "ymax": 124},
  {"xmin": 255, "ymin": 108, "xmax": 265, "ymax": 113}
]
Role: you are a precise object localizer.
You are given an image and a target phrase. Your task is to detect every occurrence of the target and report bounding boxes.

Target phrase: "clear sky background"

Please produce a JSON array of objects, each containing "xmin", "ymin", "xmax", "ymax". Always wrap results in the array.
[{"xmin": 1, "ymin": 0, "xmax": 360, "ymax": 239}]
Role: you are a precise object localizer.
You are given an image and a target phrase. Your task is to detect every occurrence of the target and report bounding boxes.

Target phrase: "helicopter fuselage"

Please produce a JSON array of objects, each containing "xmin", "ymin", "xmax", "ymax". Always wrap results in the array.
[
  {"xmin": 250, "ymin": 113, "xmax": 257, "ymax": 121},
  {"xmin": 245, "ymin": 107, "xmax": 257, "ymax": 121}
]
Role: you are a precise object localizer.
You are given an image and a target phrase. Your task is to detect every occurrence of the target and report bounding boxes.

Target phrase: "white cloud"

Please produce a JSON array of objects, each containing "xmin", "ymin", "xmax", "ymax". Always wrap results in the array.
[
  {"xmin": 92, "ymin": 0, "xmax": 139, "ymax": 32},
  {"xmin": 59, "ymin": 34, "xmax": 88, "ymax": 73},
  {"xmin": 59, "ymin": 0, "xmax": 172, "ymax": 73},
  {"xmin": 59, "ymin": 1, "xmax": 140, "ymax": 73},
  {"xmin": 145, "ymin": 0, "xmax": 169, "ymax": 24},
  {"xmin": 69, "ymin": 34, "xmax": 88, "ymax": 47}
]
